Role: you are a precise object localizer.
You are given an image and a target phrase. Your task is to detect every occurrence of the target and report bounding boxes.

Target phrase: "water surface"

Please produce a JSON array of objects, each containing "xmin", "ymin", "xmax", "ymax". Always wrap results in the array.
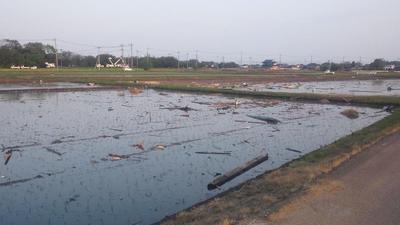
[
  {"xmin": 0, "ymin": 88, "xmax": 388, "ymax": 225},
  {"xmin": 233, "ymin": 79, "xmax": 400, "ymax": 96}
]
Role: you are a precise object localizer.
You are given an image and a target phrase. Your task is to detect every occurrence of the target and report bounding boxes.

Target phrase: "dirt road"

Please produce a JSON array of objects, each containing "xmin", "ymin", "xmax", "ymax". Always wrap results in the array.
[{"xmin": 265, "ymin": 132, "xmax": 400, "ymax": 225}]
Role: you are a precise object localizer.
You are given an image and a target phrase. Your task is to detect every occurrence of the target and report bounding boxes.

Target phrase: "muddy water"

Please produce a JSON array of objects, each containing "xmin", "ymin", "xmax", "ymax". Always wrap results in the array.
[
  {"xmin": 0, "ymin": 89, "xmax": 388, "ymax": 225},
  {"xmin": 234, "ymin": 79, "xmax": 400, "ymax": 96}
]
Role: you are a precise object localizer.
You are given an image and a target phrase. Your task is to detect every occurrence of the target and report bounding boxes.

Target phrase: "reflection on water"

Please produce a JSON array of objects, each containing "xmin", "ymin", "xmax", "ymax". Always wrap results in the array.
[
  {"xmin": 0, "ymin": 92, "xmax": 56, "ymax": 102},
  {"xmin": 0, "ymin": 89, "xmax": 388, "ymax": 225},
  {"xmin": 0, "ymin": 82, "xmax": 89, "ymax": 91}
]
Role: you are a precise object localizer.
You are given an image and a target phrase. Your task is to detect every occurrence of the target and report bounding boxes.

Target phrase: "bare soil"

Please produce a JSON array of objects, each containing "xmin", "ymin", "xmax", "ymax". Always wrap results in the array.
[{"xmin": 264, "ymin": 131, "xmax": 400, "ymax": 225}]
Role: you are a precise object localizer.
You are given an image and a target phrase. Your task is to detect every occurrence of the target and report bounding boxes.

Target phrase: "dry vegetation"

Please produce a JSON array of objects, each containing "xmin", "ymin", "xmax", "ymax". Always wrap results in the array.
[{"xmin": 341, "ymin": 108, "xmax": 360, "ymax": 119}]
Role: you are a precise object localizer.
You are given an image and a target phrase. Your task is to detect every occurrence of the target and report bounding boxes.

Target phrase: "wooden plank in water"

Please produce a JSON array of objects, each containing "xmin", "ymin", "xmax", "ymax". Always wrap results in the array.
[{"xmin": 207, "ymin": 153, "xmax": 269, "ymax": 190}]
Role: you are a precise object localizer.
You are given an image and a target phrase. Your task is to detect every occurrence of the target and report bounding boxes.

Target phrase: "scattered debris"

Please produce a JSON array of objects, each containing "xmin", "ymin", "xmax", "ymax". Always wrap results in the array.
[
  {"xmin": 285, "ymin": 148, "xmax": 302, "ymax": 153},
  {"xmin": 234, "ymin": 120, "xmax": 266, "ymax": 125},
  {"xmin": 87, "ymin": 83, "xmax": 96, "ymax": 87},
  {"xmin": 112, "ymin": 135, "xmax": 121, "ymax": 139},
  {"xmin": 308, "ymin": 111, "xmax": 321, "ymax": 115},
  {"xmin": 129, "ymin": 87, "xmax": 143, "ymax": 95},
  {"xmin": 90, "ymin": 160, "xmax": 99, "ymax": 164},
  {"xmin": 160, "ymin": 106, "xmax": 196, "ymax": 112},
  {"xmin": 1, "ymin": 143, "xmax": 40, "ymax": 152},
  {"xmin": 4, "ymin": 150, "xmax": 12, "ymax": 165},
  {"xmin": 341, "ymin": 109, "xmax": 359, "ymax": 119},
  {"xmin": 341, "ymin": 97, "xmax": 351, "ymax": 103},
  {"xmin": 195, "ymin": 151, "xmax": 231, "ymax": 155},
  {"xmin": 152, "ymin": 144, "xmax": 166, "ymax": 150},
  {"xmin": 159, "ymin": 92, "xmax": 168, "ymax": 96},
  {"xmin": 109, "ymin": 128, "xmax": 123, "ymax": 132},
  {"xmin": 247, "ymin": 115, "xmax": 281, "ymax": 124},
  {"xmin": 44, "ymin": 147, "xmax": 63, "ymax": 156},
  {"xmin": 320, "ymin": 99, "xmax": 330, "ymax": 104},
  {"xmin": 108, "ymin": 153, "xmax": 129, "ymax": 161},
  {"xmin": 51, "ymin": 139, "xmax": 63, "ymax": 144},
  {"xmin": 213, "ymin": 100, "xmax": 240, "ymax": 111},
  {"xmin": 133, "ymin": 141, "xmax": 145, "ymax": 150},
  {"xmin": 66, "ymin": 194, "xmax": 80, "ymax": 204},
  {"xmin": 382, "ymin": 105, "xmax": 395, "ymax": 113},
  {"xmin": 192, "ymin": 101, "xmax": 212, "ymax": 105},
  {"xmin": 168, "ymin": 138, "xmax": 202, "ymax": 147},
  {"xmin": 208, "ymin": 153, "xmax": 269, "ymax": 190},
  {"xmin": 0, "ymin": 175, "xmax": 44, "ymax": 187}
]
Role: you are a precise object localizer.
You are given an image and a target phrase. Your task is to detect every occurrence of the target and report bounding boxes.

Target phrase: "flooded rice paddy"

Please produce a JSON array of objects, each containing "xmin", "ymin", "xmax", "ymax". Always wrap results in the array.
[
  {"xmin": 0, "ymin": 87, "xmax": 389, "ymax": 225},
  {"xmin": 233, "ymin": 79, "xmax": 400, "ymax": 96}
]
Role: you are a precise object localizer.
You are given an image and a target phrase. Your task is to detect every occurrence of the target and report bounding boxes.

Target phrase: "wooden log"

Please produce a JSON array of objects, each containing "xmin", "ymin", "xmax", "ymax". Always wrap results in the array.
[
  {"xmin": 247, "ymin": 115, "xmax": 281, "ymax": 124},
  {"xmin": 207, "ymin": 153, "xmax": 269, "ymax": 190},
  {"xmin": 285, "ymin": 148, "xmax": 302, "ymax": 153}
]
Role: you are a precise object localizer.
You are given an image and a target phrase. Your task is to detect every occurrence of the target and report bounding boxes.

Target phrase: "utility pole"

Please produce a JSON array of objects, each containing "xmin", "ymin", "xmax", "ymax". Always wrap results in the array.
[
  {"xmin": 279, "ymin": 54, "xmax": 282, "ymax": 65},
  {"xmin": 240, "ymin": 51, "xmax": 243, "ymax": 66},
  {"xmin": 222, "ymin": 56, "xmax": 225, "ymax": 69},
  {"xmin": 59, "ymin": 49, "xmax": 63, "ymax": 69},
  {"xmin": 195, "ymin": 50, "xmax": 198, "ymax": 69},
  {"xmin": 310, "ymin": 55, "xmax": 313, "ymax": 64},
  {"xmin": 186, "ymin": 53, "xmax": 189, "ymax": 69},
  {"xmin": 120, "ymin": 44, "xmax": 124, "ymax": 65},
  {"xmin": 177, "ymin": 51, "xmax": 180, "ymax": 69},
  {"xmin": 96, "ymin": 47, "xmax": 101, "ymax": 70},
  {"xmin": 54, "ymin": 38, "xmax": 58, "ymax": 70},
  {"xmin": 146, "ymin": 48, "xmax": 150, "ymax": 68},
  {"xmin": 130, "ymin": 43, "xmax": 133, "ymax": 68},
  {"xmin": 136, "ymin": 50, "xmax": 140, "ymax": 71},
  {"xmin": 249, "ymin": 57, "xmax": 252, "ymax": 69}
]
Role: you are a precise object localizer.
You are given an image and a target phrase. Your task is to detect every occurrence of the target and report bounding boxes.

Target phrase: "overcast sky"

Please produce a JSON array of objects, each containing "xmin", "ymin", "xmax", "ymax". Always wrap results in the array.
[{"xmin": 1, "ymin": 0, "xmax": 399, "ymax": 64}]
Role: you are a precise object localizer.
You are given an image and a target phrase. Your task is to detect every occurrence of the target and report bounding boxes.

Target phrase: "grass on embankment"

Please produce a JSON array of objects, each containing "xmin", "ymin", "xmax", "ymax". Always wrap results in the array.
[{"xmin": 159, "ymin": 109, "xmax": 400, "ymax": 225}]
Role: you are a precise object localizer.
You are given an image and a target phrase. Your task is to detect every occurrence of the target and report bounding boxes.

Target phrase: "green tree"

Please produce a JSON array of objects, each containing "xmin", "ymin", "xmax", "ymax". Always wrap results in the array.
[
  {"xmin": 369, "ymin": 59, "xmax": 386, "ymax": 70},
  {"xmin": 262, "ymin": 59, "xmax": 276, "ymax": 68}
]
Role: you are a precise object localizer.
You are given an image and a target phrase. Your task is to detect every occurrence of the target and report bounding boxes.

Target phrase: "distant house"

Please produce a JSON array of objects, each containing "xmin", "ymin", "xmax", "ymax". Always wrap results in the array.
[
  {"xmin": 291, "ymin": 64, "xmax": 303, "ymax": 70},
  {"xmin": 45, "ymin": 62, "xmax": 56, "ymax": 68},
  {"xmin": 384, "ymin": 65, "xmax": 395, "ymax": 71},
  {"xmin": 304, "ymin": 63, "xmax": 319, "ymax": 70},
  {"xmin": 270, "ymin": 65, "xmax": 280, "ymax": 70}
]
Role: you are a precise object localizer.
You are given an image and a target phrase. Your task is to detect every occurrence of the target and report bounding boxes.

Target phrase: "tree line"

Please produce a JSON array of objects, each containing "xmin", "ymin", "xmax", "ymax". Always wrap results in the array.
[
  {"xmin": 1, "ymin": 39, "xmax": 398, "ymax": 70},
  {"xmin": 261, "ymin": 58, "xmax": 400, "ymax": 71},
  {"xmin": 0, "ymin": 39, "xmax": 240, "ymax": 69}
]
